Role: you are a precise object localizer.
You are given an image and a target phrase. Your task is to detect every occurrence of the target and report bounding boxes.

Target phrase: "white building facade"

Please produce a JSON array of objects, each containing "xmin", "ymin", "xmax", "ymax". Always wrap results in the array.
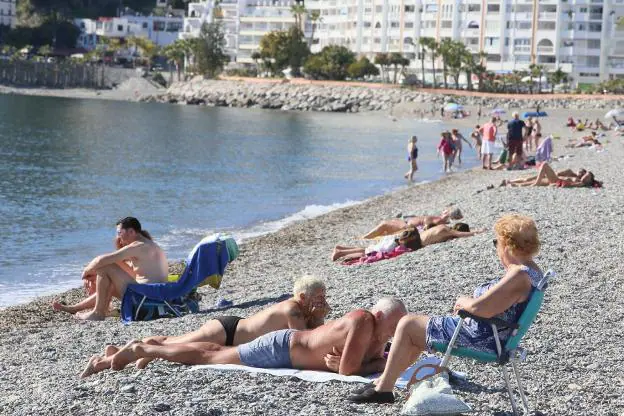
[
  {"xmin": 74, "ymin": 15, "xmax": 184, "ymax": 50},
  {"xmin": 0, "ymin": 0, "xmax": 17, "ymax": 28},
  {"xmin": 181, "ymin": 0, "xmax": 303, "ymax": 63},
  {"xmin": 305, "ymin": 0, "xmax": 624, "ymax": 85}
]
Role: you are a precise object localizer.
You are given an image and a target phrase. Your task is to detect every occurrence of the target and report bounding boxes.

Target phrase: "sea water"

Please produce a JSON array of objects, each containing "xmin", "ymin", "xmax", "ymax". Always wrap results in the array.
[{"xmin": 0, "ymin": 94, "xmax": 480, "ymax": 307}]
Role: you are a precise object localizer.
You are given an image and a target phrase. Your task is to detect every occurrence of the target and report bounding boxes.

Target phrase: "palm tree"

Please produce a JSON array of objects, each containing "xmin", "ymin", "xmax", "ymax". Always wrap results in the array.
[
  {"xmin": 374, "ymin": 52, "xmax": 390, "ymax": 83},
  {"xmin": 528, "ymin": 63, "xmax": 544, "ymax": 94},
  {"xmin": 418, "ymin": 40, "xmax": 427, "ymax": 87},
  {"xmin": 389, "ymin": 52, "xmax": 406, "ymax": 84},
  {"xmin": 163, "ymin": 40, "xmax": 187, "ymax": 81},
  {"xmin": 420, "ymin": 37, "xmax": 438, "ymax": 88},
  {"xmin": 547, "ymin": 67, "xmax": 568, "ymax": 93},
  {"xmin": 290, "ymin": 4, "xmax": 307, "ymax": 31},
  {"xmin": 132, "ymin": 37, "xmax": 159, "ymax": 69},
  {"xmin": 438, "ymin": 38, "xmax": 454, "ymax": 89},
  {"xmin": 308, "ymin": 10, "xmax": 323, "ymax": 46}
]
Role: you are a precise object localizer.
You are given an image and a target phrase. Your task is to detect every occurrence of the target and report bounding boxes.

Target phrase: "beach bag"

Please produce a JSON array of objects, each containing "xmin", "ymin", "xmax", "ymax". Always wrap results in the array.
[{"xmin": 401, "ymin": 372, "xmax": 473, "ymax": 416}]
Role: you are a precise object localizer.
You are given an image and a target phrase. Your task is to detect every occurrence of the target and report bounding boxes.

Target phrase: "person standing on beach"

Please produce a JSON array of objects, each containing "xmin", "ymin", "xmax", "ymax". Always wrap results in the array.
[
  {"xmin": 479, "ymin": 118, "xmax": 498, "ymax": 170},
  {"xmin": 404, "ymin": 136, "xmax": 418, "ymax": 181},
  {"xmin": 52, "ymin": 217, "xmax": 168, "ymax": 321},
  {"xmin": 506, "ymin": 112, "xmax": 526, "ymax": 169},
  {"xmin": 437, "ymin": 131, "xmax": 455, "ymax": 173},
  {"xmin": 81, "ymin": 276, "xmax": 331, "ymax": 377},
  {"xmin": 450, "ymin": 129, "xmax": 472, "ymax": 166},
  {"xmin": 532, "ymin": 118, "xmax": 542, "ymax": 151},
  {"xmin": 471, "ymin": 125, "xmax": 482, "ymax": 159},
  {"xmin": 84, "ymin": 298, "xmax": 407, "ymax": 378}
]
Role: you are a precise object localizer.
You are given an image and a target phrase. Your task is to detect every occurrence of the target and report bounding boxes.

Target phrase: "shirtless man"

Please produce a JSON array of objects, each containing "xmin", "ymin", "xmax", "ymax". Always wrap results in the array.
[
  {"xmin": 362, "ymin": 208, "xmax": 463, "ymax": 240},
  {"xmin": 419, "ymin": 223, "xmax": 485, "ymax": 246},
  {"xmin": 80, "ymin": 276, "xmax": 330, "ymax": 377},
  {"xmin": 86, "ymin": 298, "xmax": 407, "ymax": 378},
  {"xmin": 52, "ymin": 217, "xmax": 168, "ymax": 321}
]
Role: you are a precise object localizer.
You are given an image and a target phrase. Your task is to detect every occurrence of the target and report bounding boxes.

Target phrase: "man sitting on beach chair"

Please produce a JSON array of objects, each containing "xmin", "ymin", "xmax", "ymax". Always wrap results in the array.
[
  {"xmin": 81, "ymin": 275, "xmax": 331, "ymax": 378},
  {"xmin": 84, "ymin": 297, "xmax": 407, "ymax": 377},
  {"xmin": 362, "ymin": 208, "xmax": 463, "ymax": 240},
  {"xmin": 52, "ymin": 217, "xmax": 169, "ymax": 321}
]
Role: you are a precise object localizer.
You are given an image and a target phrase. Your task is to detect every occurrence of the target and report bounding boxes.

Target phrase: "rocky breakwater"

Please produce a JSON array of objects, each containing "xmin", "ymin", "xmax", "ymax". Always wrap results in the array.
[{"xmin": 140, "ymin": 78, "xmax": 624, "ymax": 113}]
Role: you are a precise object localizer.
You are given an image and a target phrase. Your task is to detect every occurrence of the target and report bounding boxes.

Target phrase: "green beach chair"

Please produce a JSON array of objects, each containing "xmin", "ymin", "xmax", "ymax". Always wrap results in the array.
[{"xmin": 429, "ymin": 270, "xmax": 554, "ymax": 415}]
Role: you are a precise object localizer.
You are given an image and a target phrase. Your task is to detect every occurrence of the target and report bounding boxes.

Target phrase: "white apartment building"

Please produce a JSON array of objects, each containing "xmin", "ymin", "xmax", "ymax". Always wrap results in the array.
[
  {"xmin": 238, "ymin": 1, "xmax": 303, "ymax": 63},
  {"xmin": 0, "ymin": 0, "xmax": 17, "ymax": 28},
  {"xmin": 181, "ymin": 0, "xmax": 303, "ymax": 63},
  {"xmin": 305, "ymin": 0, "xmax": 624, "ymax": 85},
  {"xmin": 74, "ymin": 15, "xmax": 184, "ymax": 50}
]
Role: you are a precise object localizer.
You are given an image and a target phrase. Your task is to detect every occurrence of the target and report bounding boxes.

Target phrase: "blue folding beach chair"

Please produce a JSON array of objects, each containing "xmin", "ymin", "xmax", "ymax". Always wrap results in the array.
[
  {"xmin": 120, "ymin": 234, "xmax": 239, "ymax": 323},
  {"xmin": 427, "ymin": 270, "xmax": 554, "ymax": 415}
]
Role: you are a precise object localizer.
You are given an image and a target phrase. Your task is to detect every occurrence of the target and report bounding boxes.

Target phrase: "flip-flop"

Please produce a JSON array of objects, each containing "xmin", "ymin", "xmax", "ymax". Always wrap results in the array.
[
  {"xmin": 347, "ymin": 387, "xmax": 395, "ymax": 404},
  {"xmin": 350, "ymin": 383, "xmax": 375, "ymax": 395}
]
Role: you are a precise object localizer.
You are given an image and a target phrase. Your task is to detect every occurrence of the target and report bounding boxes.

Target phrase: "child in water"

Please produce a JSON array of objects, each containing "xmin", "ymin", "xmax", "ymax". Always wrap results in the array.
[{"xmin": 404, "ymin": 136, "xmax": 418, "ymax": 182}]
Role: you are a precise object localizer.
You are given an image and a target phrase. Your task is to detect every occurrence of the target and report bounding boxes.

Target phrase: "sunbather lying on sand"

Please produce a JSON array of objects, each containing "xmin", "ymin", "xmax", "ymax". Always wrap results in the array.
[
  {"xmin": 362, "ymin": 207, "xmax": 463, "ymax": 239},
  {"xmin": 81, "ymin": 275, "xmax": 330, "ymax": 378},
  {"xmin": 83, "ymin": 298, "xmax": 407, "ymax": 378},
  {"xmin": 332, "ymin": 227, "xmax": 422, "ymax": 262},
  {"xmin": 333, "ymin": 224, "xmax": 485, "ymax": 262},
  {"xmin": 501, "ymin": 164, "xmax": 602, "ymax": 188}
]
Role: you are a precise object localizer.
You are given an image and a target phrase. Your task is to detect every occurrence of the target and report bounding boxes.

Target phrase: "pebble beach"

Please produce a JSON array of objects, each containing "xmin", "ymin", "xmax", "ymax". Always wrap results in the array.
[{"xmin": 1, "ymin": 107, "xmax": 623, "ymax": 416}]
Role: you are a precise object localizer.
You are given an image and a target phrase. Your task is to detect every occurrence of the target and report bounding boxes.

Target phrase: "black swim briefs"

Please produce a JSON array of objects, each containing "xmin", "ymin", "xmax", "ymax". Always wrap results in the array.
[{"xmin": 214, "ymin": 315, "xmax": 242, "ymax": 346}]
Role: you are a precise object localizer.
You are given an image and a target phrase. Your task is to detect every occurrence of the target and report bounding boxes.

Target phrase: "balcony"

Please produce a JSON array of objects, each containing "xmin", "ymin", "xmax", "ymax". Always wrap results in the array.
[
  {"xmin": 539, "ymin": 12, "xmax": 557, "ymax": 19},
  {"xmin": 514, "ymin": 45, "xmax": 531, "ymax": 53},
  {"xmin": 537, "ymin": 45, "xmax": 554, "ymax": 54}
]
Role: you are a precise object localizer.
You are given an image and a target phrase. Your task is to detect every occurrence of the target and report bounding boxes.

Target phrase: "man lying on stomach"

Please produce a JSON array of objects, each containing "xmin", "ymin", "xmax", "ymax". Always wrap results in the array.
[
  {"xmin": 87, "ymin": 297, "xmax": 407, "ymax": 377},
  {"xmin": 81, "ymin": 275, "xmax": 330, "ymax": 378}
]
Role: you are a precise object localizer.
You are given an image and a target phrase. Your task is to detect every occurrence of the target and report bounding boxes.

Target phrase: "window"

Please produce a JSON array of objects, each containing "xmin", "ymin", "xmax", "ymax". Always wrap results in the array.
[
  {"xmin": 538, "ymin": 21, "xmax": 556, "ymax": 30},
  {"xmin": 487, "ymin": 4, "xmax": 500, "ymax": 13},
  {"xmin": 375, "ymin": 21, "xmax": 381, "ymax": 28},
  {"xmin": 117, "ymin": 24, "xmax": 124, "ymax": 31},
  {"xmin": 588, "ymin": 39, "xmax": 601, "ymax": 48},
  {"xmin": 514, "ymin": 38, "xmax": 530, "ymax": 45},
  {"xmin": 587, "ymin": 56, "xmax": 600, "ymax": 67},
  {"xmin": 375, "ymin": 5, "xmax": 382, "ymax": 12},
  {"xmin": 505, "ymin": 37, "xmax": 509, "ymax": 46},
  {"xmin": 563, "ymin": 40, "xmax": 573, "ymax": 47},
  {"xmin": 515, "ymin": 55, "xmax": 530, "ymax": 62},
  {"xmin": 374, "ymin": 37, "xmax": 381, "ymax": 43},
  {"xmin": 390, "ymin": 21, "xmax": 399, "ymax": 28},
  {"xmin": 364, "ymin": 7, "xmax": 372, "ymax": 13},
  {"xmin": 405, "ymin": 5, "xmax": 415, "ymax": 12},
  {"xmin": 425, "ymin": 20, "xmax": 436, "ymax": 28},
  {"xmin": 153, "ymin": 21, "xmax": 166, "ymax": 31},
  {"xmin": 425, "ymin": 4, "xmax": 438, "ymax": 12},
  {"xmin": 487, "ymin": 54, "xmax": 501, "ymax": 62},
  {"xmin": 589, "ymin": 22, "xmax": 602, "ymax": 31},
  {"xmin": 485, "ymin": 37, "xmax": 499, "ymax": 47},
  {"xmin": 468, "ymin": 4, "xmax": 480, "ymax": 12},
  {"xmin": 579, "ymin": 7, "xmax": 588, "ymax": 13},
  {"xmin": 405, "ymin": 21, "xmax": 414, "ymax": 28},
  {"xmin": 579, "ymin": 72, "xmax": 599, "ymax": 77},
  {"xmin": 363, "ymin": 21, "xmax": 371, "ymax": 28},
  {"xmin": 467, "ymin": 37, "xmax": 479, "ymax": 45},
  {"xmin": 441, "ymin": 20, "xmax": 452, "ymax": 28}
]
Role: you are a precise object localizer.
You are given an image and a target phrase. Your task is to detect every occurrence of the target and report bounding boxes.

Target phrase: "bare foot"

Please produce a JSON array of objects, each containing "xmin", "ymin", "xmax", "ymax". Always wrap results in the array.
[
  {"xmin": 135, "ymin": 357, "xmax": 154, "ymax": 369},
  {"xmin": 331, "ymin": 249, "xmax": 341, "ymax": 262},
  {"xmin": 104, "ymin": 345, "xmax": 119, "ymax": 357},
  {"xmin": 52, "ymin": 301, "xmax": 76, "ymax": 314},
  {"xmin": 80, "ymin": 355, "xmax": 110, "ymax": 379},
  {"xmin": 76, "ymin": 310, "xmax": 106, "ymax": 321},
  {"xmin": 111, "ymin": 340, "xmax": 141, "ymax": 371}
]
